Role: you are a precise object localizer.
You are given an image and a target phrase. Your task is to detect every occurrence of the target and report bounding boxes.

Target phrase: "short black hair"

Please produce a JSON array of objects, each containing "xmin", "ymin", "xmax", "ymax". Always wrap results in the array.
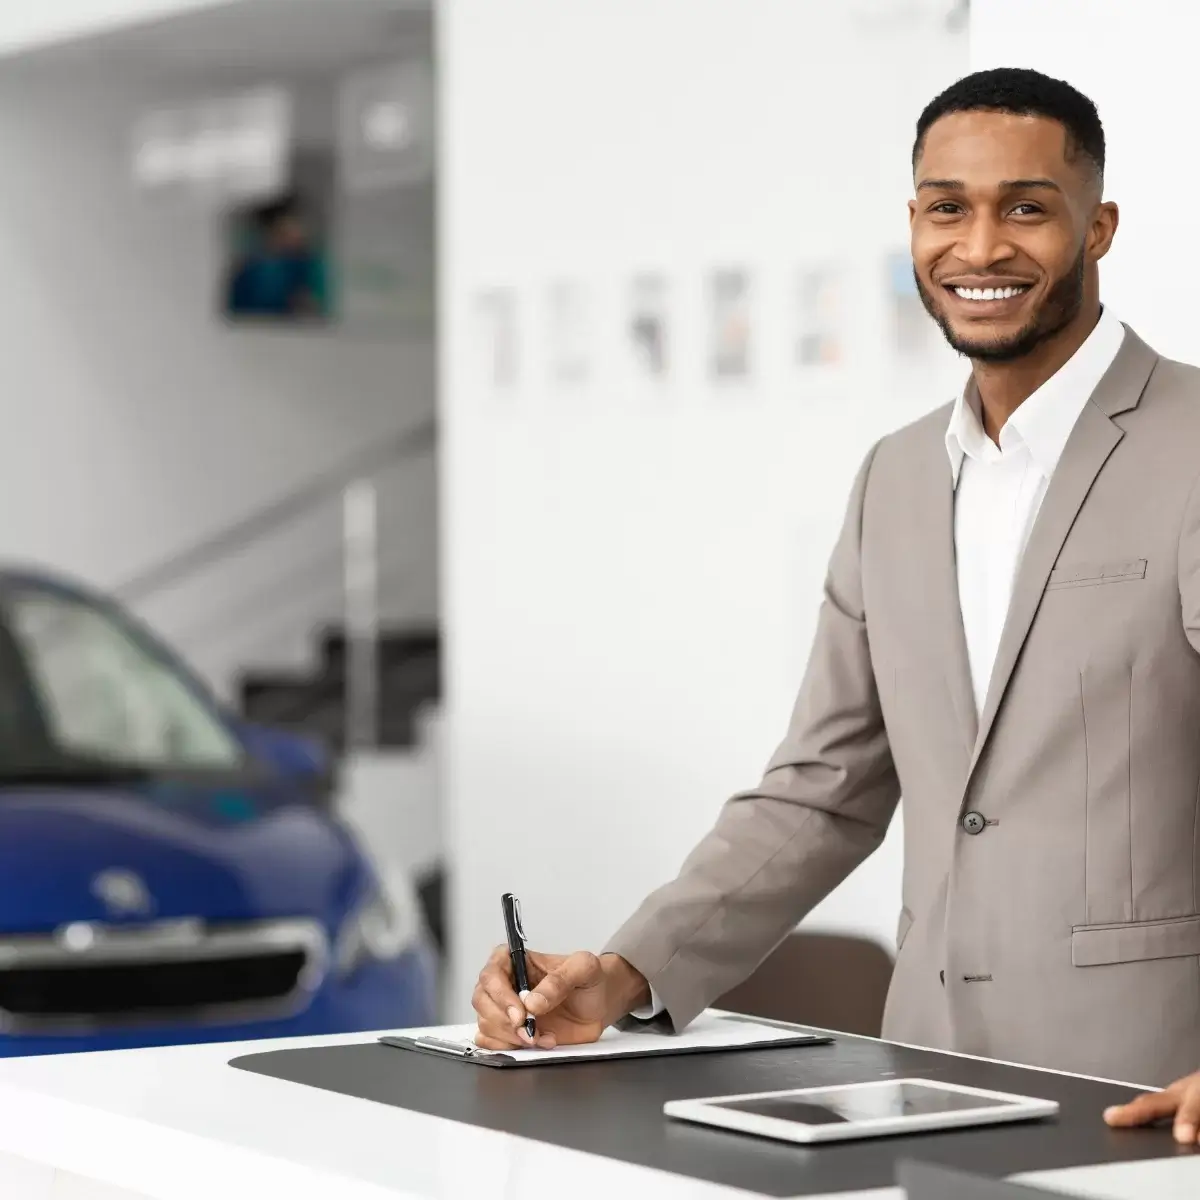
[{"xmin": 913, "ymin": 67, "xmax": 1105, "ymax": 189}]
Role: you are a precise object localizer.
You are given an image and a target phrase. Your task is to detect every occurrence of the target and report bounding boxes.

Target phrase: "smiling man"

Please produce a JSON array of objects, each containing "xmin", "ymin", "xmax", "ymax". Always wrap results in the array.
[{"xmin": 471, "ymin": 68, "xmax": 1200, "ymax": 1143}]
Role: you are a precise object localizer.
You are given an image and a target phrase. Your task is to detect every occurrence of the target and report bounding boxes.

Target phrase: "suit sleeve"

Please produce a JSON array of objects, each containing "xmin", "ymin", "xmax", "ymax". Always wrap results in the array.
[{"xmin": 604, "ymin": 442, "xmax": 901, "ymax": 1031}]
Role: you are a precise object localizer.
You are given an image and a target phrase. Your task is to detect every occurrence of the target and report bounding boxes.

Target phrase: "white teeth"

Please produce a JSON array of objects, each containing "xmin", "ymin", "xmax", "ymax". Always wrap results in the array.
[{"xmin": 952, "ymin": 285, "xmax": 1027, "ymax": 301}]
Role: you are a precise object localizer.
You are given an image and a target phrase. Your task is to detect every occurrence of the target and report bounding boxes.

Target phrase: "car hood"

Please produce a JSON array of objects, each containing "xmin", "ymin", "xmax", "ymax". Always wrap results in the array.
[{"xmin": 0, "ymin": 782, "xmax": 366, "ymax": 934}]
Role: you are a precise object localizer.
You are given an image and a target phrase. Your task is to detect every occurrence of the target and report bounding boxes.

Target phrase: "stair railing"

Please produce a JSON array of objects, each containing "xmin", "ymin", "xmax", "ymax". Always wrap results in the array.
[
  {"xmin": 342, "ymin": 478, "xmax": 379, "ymax": 750},
  {"xmin": 108, "ymin": 415, "xmax": 436, "ymax": 750}
]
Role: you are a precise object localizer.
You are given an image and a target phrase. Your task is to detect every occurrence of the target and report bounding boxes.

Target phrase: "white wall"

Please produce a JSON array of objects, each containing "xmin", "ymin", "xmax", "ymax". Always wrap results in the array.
[
  {"xmin": 0, "ymin": 67, "xmax": 437, "ymax": 697},
  {"xmin": 441, "ymin": 0, "xmax": 967, "ymax": 1018},
  {"xmin": 0, "ymin": 0, "xmax": 226, "ymax": 58},
  {"xmin": 970, "ymin": 0, "xmax": 1198, "ymax": 363}
]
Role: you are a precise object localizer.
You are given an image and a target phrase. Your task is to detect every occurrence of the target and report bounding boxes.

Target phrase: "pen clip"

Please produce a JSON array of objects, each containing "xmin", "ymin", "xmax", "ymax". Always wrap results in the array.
[{"xmin": 502, "ymin": 892, "xmax": 527, "ymax": 946}]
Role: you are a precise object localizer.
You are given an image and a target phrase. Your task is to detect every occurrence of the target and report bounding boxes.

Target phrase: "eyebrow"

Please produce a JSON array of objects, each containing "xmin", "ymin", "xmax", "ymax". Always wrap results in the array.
[
  {"xmin": 1000, "ymin": 178, "xmax": 1062, "ymax": 193},
  {"xmin": 916, "ymin": 177, "xmax": 1063, "ymax": 193}
]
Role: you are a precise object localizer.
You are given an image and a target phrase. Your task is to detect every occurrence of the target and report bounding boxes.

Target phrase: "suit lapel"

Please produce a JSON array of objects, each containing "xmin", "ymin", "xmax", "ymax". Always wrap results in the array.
[
  {"xmin": 966, "ymin": 326, "xmax": 1160, "ymax": 779},
  {"xmin": 924, "ymin": 434, "xmax": 978, "ymax": 756}
]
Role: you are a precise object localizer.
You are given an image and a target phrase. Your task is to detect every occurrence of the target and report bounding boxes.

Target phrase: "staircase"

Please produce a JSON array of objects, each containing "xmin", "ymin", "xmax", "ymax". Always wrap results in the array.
[{"xmin": 238, "ymin": 625, "xmax": 441, "ymax": 752}]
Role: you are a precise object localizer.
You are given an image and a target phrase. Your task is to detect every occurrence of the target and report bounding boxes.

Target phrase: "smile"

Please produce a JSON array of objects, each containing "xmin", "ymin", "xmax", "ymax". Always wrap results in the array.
[{"xmin": 946, "ymin": 284, "xmax": 1032, "ymax": 302}]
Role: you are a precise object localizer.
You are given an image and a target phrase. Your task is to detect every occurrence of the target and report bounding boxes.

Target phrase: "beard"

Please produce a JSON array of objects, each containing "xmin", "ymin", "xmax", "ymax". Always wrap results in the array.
[{"xmin": 913, "ymin": 243, "xmax": 1086, "ymax": 363}]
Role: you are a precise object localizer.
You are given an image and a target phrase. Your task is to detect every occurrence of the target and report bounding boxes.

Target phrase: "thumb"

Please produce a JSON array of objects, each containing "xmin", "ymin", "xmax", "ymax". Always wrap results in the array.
[{"xmin": 524, "ymin": 951, "xmax": 604, "ymax": 1017}]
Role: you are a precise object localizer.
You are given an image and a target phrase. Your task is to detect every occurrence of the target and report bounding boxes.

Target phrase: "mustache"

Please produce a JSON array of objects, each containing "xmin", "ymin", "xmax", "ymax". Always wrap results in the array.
[{"xmin": 933, "ymin": 274, "xmax": 1038, "ymax": 286}]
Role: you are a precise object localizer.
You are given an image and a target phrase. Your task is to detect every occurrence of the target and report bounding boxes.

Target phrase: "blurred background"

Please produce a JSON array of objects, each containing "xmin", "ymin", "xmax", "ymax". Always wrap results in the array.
[{"xmin": 0, "ymin": 0, "xmax": 968, "ymax": 1056}]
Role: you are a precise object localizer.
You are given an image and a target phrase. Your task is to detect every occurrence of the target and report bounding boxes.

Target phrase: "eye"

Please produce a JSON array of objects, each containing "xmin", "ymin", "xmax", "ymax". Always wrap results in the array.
[
  {"xmin": 1010, "ymin": 203, "xmax": 1043, "ymax": 217},
  {"xmin": 928, "ymin": 201, "xmax": 962, "ymax": 215}
]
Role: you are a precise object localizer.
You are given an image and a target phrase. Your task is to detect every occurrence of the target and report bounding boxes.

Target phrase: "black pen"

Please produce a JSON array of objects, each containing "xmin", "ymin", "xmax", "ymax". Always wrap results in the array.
[{"xmin": 502, "ymin": 892, "xmax": 537, "ymax": 1042}]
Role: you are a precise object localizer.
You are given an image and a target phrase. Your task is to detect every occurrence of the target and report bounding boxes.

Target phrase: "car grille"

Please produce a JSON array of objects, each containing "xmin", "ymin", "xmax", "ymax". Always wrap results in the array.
[
  {"xmin": 0, "ymin": 951, "xmax": 307, "ymax": 1017},
  {"xmin": 0, "ymin": 918, "xmax": 328, "ymax": 1032}
]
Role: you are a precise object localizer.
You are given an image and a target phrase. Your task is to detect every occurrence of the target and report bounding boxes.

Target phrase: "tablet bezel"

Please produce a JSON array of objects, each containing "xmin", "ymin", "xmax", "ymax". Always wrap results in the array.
[{"xmin": 663, "ymin": 1077, "xmax": 1060, "ymax": 1144}]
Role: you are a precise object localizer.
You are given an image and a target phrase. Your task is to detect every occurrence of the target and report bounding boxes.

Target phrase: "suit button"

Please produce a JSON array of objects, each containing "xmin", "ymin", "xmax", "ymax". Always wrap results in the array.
[{"xmin": 961, "ymin": 811, "xmax": 986, "ymax": 835}]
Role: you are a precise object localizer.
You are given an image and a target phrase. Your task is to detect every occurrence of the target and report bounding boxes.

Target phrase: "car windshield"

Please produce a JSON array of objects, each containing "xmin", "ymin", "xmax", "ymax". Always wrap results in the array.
[{"xmin": 0, "ymin": 586, "xmax": 244, "ymax": 777}]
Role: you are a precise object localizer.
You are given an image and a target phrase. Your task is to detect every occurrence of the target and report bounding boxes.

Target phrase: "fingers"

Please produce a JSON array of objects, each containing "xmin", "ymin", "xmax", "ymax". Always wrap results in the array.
[
  {"xmin": 472, "ymin": 984, "xmax": 526, "ymax": 1046},
  {"xmin": 472, "ymin": 1022, "xmax": 556, "ymax": 1051},
  {"xmin": 472, "ymin": 986, "xmax": 557, "ymax": 1049},
  {"xmin": 1104, "ymin": 1087, "xmax": 1179, "ymax": 1129},
  {"xmin": 472, "ymin": 945, "xmax": 556, "ymax": 1050},
  {"xmin": 1105, "ymin": 1077, "xmax": 1200, "ymax": 1145},
  {"xmin": 474, "ymin": 1025, "xmax": 557, "ymax": 1051},
  {"xmin": 475, "ymin": 944, "xmax": 524, "ymax": 1023},
  {"xmin": 524, "ymin": 950, "xmax": 603, "ymax": 1018},
  {"xmin": 1171, "ymin": 1079, "xmax": 1200, "ymax": 1144}
]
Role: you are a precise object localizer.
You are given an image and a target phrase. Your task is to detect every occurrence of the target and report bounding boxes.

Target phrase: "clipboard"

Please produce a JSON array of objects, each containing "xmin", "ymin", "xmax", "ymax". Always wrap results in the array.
[{"xmin": 378, "ymin": 1011, "xmax": 833, "ymax": 1069}]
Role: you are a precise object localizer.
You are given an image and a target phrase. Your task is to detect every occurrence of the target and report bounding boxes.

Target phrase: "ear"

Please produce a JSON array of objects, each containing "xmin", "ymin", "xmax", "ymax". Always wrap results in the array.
[
  {"xmin": 1088, "ymin": 200, "xmax": 1119, "ymax": 262},
  {"xmin": 908, "ymin": 198, "xmax": 917, "ymax": 228}
]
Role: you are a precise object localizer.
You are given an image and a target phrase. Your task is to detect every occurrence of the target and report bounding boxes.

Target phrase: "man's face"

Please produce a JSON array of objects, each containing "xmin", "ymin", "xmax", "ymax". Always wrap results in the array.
[{"xmin": 909, "ymin": 110, "xmax": 1116, "ymax": 362}]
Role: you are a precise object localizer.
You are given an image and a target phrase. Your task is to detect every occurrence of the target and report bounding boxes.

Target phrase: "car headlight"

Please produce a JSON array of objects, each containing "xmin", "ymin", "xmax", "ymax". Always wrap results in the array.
[{"xmin": 335, "ymin": 872, "xmax": 423, "ymax": 977}]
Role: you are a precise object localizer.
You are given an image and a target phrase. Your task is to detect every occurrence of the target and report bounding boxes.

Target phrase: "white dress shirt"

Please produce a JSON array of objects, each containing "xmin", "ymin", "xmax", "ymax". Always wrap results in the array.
[
  {"xmin": 632, "ymin": 307, "xmax": 1126, "ymax": 1022},
  {"xmin": 946, "ymin": 307, "xmax": 1125, "ymax": 714}
]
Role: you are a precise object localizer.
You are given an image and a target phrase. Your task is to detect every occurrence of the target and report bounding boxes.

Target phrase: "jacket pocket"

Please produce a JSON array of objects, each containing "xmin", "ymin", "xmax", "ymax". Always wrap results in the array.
[
  {"xmin": 1047, "ymin": 559, "xmax": 1147, "ymax": 590},
  {"xmin": 1072, "ymin": 914, "xmax": 1200, "ymax": 966},
  {"xmin": 896, "ymin": 906, "xmax": 914, "ymax": 952}
]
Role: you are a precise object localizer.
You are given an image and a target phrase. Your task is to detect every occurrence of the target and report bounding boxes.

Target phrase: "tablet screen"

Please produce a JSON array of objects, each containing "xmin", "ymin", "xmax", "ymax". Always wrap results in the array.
[{"xmin": 710, "ymin": 1082, "xmax": 1019, "ymax": 1126}]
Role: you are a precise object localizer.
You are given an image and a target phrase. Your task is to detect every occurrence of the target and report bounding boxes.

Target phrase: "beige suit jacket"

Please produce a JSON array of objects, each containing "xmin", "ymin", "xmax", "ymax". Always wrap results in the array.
[{"xmin": 607, "ymin": 326, "xmax": 1200, "ymax": 1087}]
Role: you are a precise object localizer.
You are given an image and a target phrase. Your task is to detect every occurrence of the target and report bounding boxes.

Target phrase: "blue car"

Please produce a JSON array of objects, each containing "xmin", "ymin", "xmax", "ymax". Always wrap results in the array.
[{"xmin": 0, "ymin": 567, "xmax": 437, "ymax": 1056}]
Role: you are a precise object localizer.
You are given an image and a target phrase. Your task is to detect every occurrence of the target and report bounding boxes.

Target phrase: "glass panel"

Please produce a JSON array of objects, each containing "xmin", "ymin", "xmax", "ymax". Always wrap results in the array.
[{"xmin": 7, "ymin": 590, "xmax": 242, "ymax": 771}]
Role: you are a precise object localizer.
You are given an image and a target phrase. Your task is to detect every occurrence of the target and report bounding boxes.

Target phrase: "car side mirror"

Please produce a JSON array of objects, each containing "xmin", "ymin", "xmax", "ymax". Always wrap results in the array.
[{"xmin": 236, "ymin": 722, "xmax": 337, "ymax": 807}]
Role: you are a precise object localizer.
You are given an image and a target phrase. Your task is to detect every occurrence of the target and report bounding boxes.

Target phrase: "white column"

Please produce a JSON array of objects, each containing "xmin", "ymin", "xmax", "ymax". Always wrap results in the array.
[{"xmin": 440, "ymin": 0, "xmax": 967, "ymax": 1018}]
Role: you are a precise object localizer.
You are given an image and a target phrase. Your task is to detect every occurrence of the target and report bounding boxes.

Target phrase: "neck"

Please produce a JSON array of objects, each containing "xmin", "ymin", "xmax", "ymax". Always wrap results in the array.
[{"xmin": 971, "ymin": 302, "xmax": 1102, "ymax": 442}]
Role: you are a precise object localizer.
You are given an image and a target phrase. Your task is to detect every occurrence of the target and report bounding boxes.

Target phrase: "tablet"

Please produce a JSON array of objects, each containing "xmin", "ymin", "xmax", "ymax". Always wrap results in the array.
[{"xmin": 663, "ymin": 1078, "xmax": 1059, "ymax": 1144}]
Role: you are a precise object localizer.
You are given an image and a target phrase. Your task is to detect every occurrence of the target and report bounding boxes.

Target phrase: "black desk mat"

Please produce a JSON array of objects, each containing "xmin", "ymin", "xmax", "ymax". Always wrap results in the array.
[{"xmin": 231, "ymin": 1032, "xmax": 1186, "ymax": 1197}]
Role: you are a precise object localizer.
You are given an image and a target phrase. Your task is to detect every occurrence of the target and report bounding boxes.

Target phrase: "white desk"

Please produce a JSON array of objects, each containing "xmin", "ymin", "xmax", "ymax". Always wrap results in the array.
[{"xmin": 0, "ymin": 1029, "xmax": 1194, "ymax": 1200}]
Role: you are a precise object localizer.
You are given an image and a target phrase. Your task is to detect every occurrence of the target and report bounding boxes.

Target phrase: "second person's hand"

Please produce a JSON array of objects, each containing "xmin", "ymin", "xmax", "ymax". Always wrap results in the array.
[{"xmin": 472, "ymin": 946, "xmax": 650, "ymax": 1050}]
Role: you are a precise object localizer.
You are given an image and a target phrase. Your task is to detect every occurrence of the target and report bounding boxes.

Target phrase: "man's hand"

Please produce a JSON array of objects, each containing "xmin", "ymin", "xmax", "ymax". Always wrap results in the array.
[
  {"xmin": 1104, "ymin": 1070, "xmax": 1200, "ymax": 1144},
  {"xmin": 472, "ymin": 947, "xmax": 650, "ymax": 1050}
]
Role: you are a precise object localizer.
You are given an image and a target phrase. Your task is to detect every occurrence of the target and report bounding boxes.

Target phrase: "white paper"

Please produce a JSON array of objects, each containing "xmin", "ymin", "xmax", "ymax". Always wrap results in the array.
[{"xmin": 402, "ymin": 1011, "xmax": 807, "ymax": 1064}]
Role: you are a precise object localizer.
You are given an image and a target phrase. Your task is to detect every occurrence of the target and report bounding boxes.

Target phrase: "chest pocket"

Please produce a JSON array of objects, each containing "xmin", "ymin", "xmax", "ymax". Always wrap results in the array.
[{"xmin": 1046, "ymin": 558, "xmax": 1147, "ymax": 590}]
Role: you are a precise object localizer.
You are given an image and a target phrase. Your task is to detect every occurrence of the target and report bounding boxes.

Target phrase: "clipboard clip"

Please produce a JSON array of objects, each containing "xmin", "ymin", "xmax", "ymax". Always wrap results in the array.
[{"xmin": 414, "ymin": 1036, "xmax": 481, "ymax": 1057}]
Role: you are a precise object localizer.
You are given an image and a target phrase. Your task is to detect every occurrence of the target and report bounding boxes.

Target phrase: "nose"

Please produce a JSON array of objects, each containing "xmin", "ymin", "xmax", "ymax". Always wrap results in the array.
[{"xmin": 956, "ymin": 211, "xmax": 1016, "ymax": 271}]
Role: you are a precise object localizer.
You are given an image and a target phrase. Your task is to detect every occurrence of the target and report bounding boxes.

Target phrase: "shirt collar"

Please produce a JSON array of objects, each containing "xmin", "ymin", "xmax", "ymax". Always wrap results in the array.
[{"xmin": 945, "ymin": 306, "xmax": 1126, "ymax": 485}]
